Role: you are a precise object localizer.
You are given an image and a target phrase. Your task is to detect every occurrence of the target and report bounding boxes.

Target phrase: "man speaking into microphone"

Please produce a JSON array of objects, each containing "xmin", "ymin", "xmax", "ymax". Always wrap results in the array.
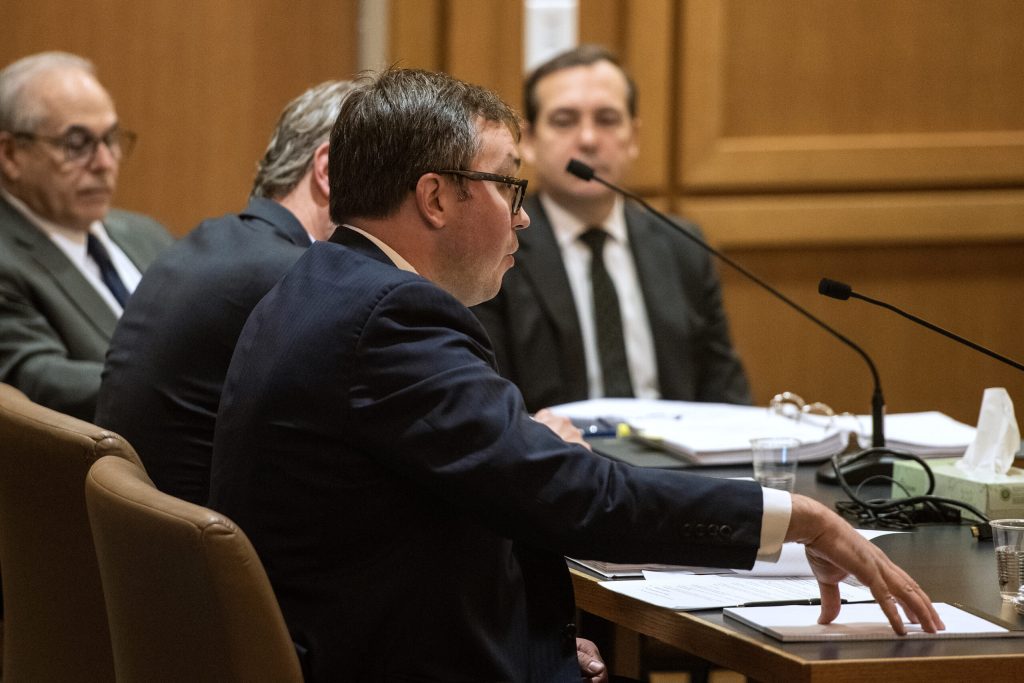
[{"xmin": 472, "ymin": 45, "xmax": 750, "ymax": 413}]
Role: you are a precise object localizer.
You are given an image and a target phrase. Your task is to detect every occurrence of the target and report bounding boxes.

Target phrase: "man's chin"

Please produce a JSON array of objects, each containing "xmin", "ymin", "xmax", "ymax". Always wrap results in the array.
[{"xmin": 71, "ymin": 206, "xmax": 111, "ymax": 230}]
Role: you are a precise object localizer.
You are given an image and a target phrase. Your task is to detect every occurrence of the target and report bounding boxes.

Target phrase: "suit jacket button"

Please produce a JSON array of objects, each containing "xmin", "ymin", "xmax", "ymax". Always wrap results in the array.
[
  {"xmin": 695, "ymin": 523, "xmax": 706, "ymax": 536},
  {"xmin": 682, "ymin": 523, "xmax": 691, "ymax": 536},
  {"xmin": 561, "ymin": 623, "xmax": 577, "ymax": 641},
  {"xmin": 719, "ymin": 524, "xmax": 733, "ymax": 538}
]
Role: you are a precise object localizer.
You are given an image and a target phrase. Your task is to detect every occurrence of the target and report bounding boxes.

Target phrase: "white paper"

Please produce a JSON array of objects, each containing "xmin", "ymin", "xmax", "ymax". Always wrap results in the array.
[
  {"xmin": 601, "ymin": 575, "xmax": 874, "ymax": 611},
  {"xmin": 724, "ymin": 602, "xmax": 1018, "ymax": 641},
  {"xmin": 551, "ymin": 399, "xmax": 976, "ymax": 463}
]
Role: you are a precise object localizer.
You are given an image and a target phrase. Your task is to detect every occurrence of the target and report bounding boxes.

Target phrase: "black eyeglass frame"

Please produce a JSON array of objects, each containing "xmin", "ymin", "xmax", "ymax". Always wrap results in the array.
[
  {"xmin": 435, "ymin": 169, "xmax": 528, "ymax": 216},
  {"xmin": 11, "ymin": 124, "xmax": 136, "ymax": 165}
]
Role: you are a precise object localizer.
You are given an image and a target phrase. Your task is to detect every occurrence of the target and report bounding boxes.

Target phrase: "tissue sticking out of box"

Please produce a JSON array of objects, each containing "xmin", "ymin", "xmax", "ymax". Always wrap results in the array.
[{"xmin": 955, "ymin": 387, "xmax": 1021, "ymax": 481}]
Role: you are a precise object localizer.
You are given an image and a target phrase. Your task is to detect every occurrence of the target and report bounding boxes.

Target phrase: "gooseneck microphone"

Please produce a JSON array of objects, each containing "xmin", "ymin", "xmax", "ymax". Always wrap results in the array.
[
  {"xmin": 565, "ymin": 159, "xmax": 888, "ymax": 460},
  {"xmin": 819, "ymin": 278, "xmax": 1024, "ymax": 373}
]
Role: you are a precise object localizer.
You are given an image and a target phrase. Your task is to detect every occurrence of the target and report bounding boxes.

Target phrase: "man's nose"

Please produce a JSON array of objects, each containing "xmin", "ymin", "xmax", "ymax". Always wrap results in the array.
[
  {"xmin": 514, "ymin": 206, "xmax": 530, "ymax": 231},
  {"xmin": 88, "ymin": 139, "xmax": 118, "ymax": 171},
  {"xmin": 577, "ymin": 120, "xmax": 598, "ymax": 148}
]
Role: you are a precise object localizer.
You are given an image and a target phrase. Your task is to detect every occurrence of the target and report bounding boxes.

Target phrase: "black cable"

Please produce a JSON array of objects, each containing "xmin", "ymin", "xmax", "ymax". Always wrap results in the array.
[{"xmin": 831, "ymin": 447, "xmax": 990, "ymax": 530}]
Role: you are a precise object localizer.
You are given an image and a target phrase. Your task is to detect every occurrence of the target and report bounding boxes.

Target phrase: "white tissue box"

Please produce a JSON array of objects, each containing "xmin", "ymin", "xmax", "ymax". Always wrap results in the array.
[{"xmin": 891, "ymin": 457, "xmax": 1024, "ymax": 519}]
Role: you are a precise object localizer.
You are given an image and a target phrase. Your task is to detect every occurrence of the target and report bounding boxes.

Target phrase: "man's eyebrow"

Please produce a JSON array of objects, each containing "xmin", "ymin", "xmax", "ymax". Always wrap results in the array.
[
  {"xmin": 497, "ymin": 155, "xmax": 521, "ymax": 175},
  {"xmin": 546, "ymin": 107, "xmax": 580, "ymax": 117},
  {"xmin": 60, "ymin": 122, "xmax": 120, "ymax": 136}
]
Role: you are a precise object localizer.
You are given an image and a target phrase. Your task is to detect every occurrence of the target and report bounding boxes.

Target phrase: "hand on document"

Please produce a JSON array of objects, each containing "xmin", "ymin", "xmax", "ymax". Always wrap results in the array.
[{"xmin": 787, "ymin": 494, "xmax": 946, "ymax": 635}]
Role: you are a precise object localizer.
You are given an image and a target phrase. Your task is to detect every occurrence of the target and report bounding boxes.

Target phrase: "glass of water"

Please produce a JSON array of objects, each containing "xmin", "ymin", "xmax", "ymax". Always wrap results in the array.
[
  {"xmin": 991, "ymin": 519, "xmax": 1024, "ymax": 600},
  {"xmin": 750, "ymin": 437, "xmax": 799, "ymax": 492}
]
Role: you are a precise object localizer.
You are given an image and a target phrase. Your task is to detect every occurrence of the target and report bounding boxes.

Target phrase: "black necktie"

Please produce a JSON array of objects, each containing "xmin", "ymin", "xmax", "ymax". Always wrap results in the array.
[
  {"xmin": 86, "ymin": 233, "xmax": 130, "ymax": 307},
  {"xmin": 579, "ymin": 228, "xmax": 634, "ymax": 398}
]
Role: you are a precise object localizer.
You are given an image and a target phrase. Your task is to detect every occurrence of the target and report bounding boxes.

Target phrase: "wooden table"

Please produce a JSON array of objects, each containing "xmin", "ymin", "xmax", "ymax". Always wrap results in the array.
[{"xmin": 573, "ymin": 446, "xmax": 1024, "ymax": 682}]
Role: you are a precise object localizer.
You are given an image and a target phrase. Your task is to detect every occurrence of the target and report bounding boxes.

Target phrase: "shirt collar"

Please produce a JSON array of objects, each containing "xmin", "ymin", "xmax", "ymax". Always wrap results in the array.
[
  {"xmin": 342, "ymin": 224, "xmax": 419, "ymax": 274},
  {"xmin": 539, "ymin": 193, "xmax": 628, "ymax": 249}
]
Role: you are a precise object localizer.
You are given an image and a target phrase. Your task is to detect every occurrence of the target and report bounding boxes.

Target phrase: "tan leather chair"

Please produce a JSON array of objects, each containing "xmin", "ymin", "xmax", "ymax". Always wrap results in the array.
[
  {"xmin": 0, "ymin": 382, "xmax": 143, "ymax": 682},
  {"xmin": 85, "ymin": 455, "xmax": 304, "ymax": 683}
]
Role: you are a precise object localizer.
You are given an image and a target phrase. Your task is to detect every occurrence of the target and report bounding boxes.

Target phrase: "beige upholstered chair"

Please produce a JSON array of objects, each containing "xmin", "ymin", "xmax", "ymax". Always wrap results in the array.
[
  {"xmin": 0, "ymin": 382, "xmax": 143, "ymax": 682},
  {"xmin": 85, "ymin": 455, "xmax": 304, "ymax": 683}
]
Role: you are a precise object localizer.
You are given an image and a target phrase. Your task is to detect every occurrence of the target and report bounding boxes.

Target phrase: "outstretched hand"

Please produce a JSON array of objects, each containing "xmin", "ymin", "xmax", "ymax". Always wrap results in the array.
[{"xmin": 787, "ymin": 494, "xmax": 945, "ymax": 635}]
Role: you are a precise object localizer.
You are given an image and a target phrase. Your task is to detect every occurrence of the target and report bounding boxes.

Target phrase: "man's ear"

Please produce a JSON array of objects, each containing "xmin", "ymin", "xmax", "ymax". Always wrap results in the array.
[
  {"xmin": 414, "ymin": 172, "xmax": 448, "ymax": 230},
  {"xmin": 0, "ymin": 132, "xmax": 22, "ymax": 181},
  {"xmin": 312, "ymin": 141, "xmax": 330, "ymax": 201}
]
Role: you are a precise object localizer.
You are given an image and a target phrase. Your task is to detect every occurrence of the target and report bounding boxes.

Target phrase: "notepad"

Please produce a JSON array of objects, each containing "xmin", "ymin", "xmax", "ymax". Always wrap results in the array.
[{"xmin": 723, "ymin": 602, "xmax": 1023, "ymax": 641}]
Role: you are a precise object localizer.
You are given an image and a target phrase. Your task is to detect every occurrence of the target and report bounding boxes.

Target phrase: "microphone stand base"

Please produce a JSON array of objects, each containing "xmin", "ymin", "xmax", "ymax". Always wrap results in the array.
[{"xmin": 816, "ymin": 453, "xmax": 895, "ymax": 486}]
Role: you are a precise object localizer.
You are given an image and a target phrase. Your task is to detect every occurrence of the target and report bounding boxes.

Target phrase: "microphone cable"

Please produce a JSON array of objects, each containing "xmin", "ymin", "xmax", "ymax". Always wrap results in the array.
[{"xmin": 831, "ymin": 447, "xmax": 990, "ymax": 530}]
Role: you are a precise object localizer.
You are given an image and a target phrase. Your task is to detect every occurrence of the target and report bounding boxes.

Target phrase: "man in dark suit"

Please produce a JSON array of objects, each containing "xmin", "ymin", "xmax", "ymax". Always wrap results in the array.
[
  {"xmin": 95, "ymin": 80, "xmax": 354, "ymax": 505},
  {"xmin": 209, "ymin": 67, "xmax": 942, "ymax": 683},
  {"xmin": 473, "ymin": 45, "xmax": 750, "ymax": 412},
  {"xmin": 0, "ymin": 52, "xmax": 171, "ymax": 420}
]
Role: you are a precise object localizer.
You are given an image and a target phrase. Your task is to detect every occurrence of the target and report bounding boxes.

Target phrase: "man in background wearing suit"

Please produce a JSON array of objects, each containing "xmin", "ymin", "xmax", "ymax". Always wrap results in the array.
[
  {"xmin": 0, "ymin": 52, "xmax": 171, "ymax": 420},
  {"xmin": 209, "ymin": 67, "xmax": 941, "ymax": 683},
  {"xmin": 95, "ymin": 80, "xmax": 354, "ymax": 505},
  {"xmin": 473, "ymin": 45, "xmax": 750, "ymax": 412}
]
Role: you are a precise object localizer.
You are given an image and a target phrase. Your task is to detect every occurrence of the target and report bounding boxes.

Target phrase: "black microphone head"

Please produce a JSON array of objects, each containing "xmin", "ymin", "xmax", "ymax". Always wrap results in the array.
[
  {"xmin": 566, "ymin": 159, "xmax": 595, "ymax": 181},
  {"xmin": 819, "ymin": 278, "xmax": 853, "ymax": 300}
]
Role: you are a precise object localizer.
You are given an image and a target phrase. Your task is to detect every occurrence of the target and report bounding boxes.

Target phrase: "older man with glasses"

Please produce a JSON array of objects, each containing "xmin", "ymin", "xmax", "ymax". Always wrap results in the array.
[{"xmin": 0, "ymin": 51, "xmax": 171, "ymax": 420}]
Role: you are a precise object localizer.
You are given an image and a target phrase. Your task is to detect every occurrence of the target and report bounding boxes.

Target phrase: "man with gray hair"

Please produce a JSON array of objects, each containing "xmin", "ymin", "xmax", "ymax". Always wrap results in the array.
[
  {"xmin": 96, "ymin": 79, "xmax": 355, "ymax": 504},
  {"xmin": 0, "ymin": 51, "xmax": 171, "ymax": 419}
]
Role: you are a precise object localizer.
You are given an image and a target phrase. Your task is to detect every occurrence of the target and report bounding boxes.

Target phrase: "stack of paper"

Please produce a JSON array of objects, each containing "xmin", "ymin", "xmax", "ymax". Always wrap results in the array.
[{"xmin": 552, "ymin": 399, "xmax": 977, "ymax": 466}]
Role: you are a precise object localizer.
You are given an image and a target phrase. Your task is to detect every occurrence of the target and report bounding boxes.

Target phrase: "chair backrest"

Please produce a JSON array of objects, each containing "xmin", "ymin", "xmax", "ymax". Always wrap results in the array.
[
  {"xmin": 85, "ymin": 455, "xmax": 304, "ymax": 683},
  {"xmin": 0, "ymin": 382, "xmax": 143, "ymax": 682}
]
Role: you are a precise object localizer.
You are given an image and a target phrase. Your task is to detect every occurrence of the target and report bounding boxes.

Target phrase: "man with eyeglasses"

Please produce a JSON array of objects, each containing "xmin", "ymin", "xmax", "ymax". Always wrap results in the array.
[
  {"xmin": 473, "ymin": 45, "xmax": 751, "ymax": 413},
  {"xmin": 0, "ymin": 52, "xmax": 170, "ymax": 420},
  {"xmin": 209, "ymin": 67, "xmax": 942, "ymax": 683}
]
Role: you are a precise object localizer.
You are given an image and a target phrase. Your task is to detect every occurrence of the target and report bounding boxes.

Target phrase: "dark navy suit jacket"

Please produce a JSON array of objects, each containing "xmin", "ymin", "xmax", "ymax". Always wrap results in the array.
[
  {"xmin": 96, "ymin": 198, "xmax": 311, "ymax": 504},
  {"xmin": 209, "ymin": 229, "xmax": 765, "ymax": 682},
  {"xmin": 472, "ymin": 195, "xmax": 751, "ymax": 412}
]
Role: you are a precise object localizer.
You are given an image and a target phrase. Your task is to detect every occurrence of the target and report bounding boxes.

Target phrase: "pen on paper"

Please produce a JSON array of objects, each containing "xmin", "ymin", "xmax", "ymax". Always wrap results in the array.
[{"xmin": 738, "ymin": 598, "xmax": 848, "ymax": 608}]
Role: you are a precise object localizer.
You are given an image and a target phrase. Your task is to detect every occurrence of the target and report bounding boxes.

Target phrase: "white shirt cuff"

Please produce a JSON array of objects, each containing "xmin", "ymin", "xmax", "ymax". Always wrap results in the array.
[{"xmin": 756, "ymin": 487, "xmax": 792, "ymax": 562}]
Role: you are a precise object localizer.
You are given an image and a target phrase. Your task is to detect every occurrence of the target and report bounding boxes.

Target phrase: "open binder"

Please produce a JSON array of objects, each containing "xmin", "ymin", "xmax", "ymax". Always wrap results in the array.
[{"xmin": 552, "ymin": 398, "xmax": 977, "ymax": 466}]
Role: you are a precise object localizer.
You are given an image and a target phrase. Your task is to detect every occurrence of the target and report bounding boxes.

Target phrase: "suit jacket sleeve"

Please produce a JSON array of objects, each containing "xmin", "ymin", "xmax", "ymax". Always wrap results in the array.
[
  {"xmin": 0, "ymin": 262, "xmax": 105, "ymax": 419},
  {"xmin": 346, "ymin": 278, "xmax": 764, "ymax": 566}
]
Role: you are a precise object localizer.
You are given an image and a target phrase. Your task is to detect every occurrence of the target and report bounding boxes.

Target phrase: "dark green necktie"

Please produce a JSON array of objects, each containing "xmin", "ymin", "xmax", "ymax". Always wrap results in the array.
[{"xmin": 579, "ymin": 228, "xmax": 634, "ymax": 398}]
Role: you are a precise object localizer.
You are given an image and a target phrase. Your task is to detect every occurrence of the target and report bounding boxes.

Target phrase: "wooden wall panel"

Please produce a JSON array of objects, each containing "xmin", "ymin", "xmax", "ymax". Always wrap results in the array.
[
  {"xmin": 679, "ymin": 0, "xmax": 1024, "ymax": 193},
  {"xmin": 720, "ymin": 241, "xmax": 1024, "ymax": 425},
  {"xmin": 7, "ymin": 0, "xmax": 1022, "ymax": 425},
  {"xmin": 4, "ymin": 0, "xmax": 359, "ymax": 235},
  {"xmin": 391, "ymin": 0, "xmax": 445, "ymax": 71}
]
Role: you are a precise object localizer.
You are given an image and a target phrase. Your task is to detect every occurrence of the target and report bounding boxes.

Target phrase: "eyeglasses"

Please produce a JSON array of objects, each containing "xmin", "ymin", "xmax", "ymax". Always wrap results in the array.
[
  {"xmin": 436, "ymin": 169, "xmax": 528, "ymax": 216},
  {"xmin": 12, "ymin": 125, "xmax": 136, "ymax": 165}
]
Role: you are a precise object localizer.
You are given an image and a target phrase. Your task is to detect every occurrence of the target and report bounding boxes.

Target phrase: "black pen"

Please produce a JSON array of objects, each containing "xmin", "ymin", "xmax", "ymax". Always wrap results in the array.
[{"xmin": 738, "ymin": 598, "xmax": 847, "ymax": 608}]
